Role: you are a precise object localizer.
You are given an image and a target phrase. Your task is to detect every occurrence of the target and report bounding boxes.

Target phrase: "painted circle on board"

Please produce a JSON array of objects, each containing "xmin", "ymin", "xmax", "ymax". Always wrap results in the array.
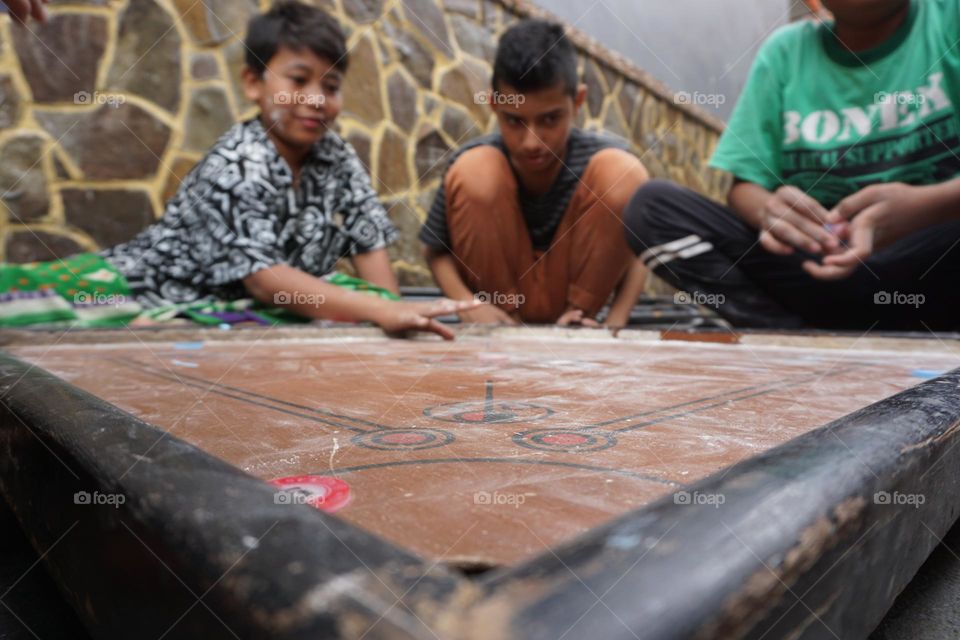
[
  {"xmin": 269, "ymin": 475, "xmax": 351, "ymax": 513},
  {"xmin": 352, "ymin": 428, "xmax": 455, "ymax": 451},
  {"xmin": 424, "ymin": 401, "xmax": 554, "ymax": 424},
  {"xmin": 513, "ymin": 428, "xmax": 616, "ymax": 453}
]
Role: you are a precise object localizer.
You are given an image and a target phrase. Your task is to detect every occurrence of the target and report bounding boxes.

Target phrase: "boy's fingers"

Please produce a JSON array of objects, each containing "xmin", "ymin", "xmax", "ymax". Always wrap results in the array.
[
  {"xmin": 822, "ymin": 251, "xmax": 861, "ymax": 268},
  {"xmin": 822, "ymin": 242, "xmax": 872, "ymax": 270},
  {"xmin": 455, "ymin": 298, "xmax": 482, "ymax": 310},
  {"xmin": 803, "ymin": 216, "xmax": 876, "ymax": 280},
  {"xmin": 823, "ymin": 227, "xmax": 872, "ymax": 265},
  {"xmin": 424, "ymin": 298, "xmax": 477, "ymax": 318},
  {"xmin": 768, "ymin": 218, "xmax": 819, "ymax": 253},
  {"xmin": 802, "ymin": 259, "xmax": 855, "ymax": 280},
  {"xmin": 581, "ymin": 317, "xmax": 601, "ymax": 328},
  {"xmin": 766, "ymin": 202, "xmax": 823, "ymax": 252},
  {"xmin": 423, "ymin": 318, "xmax": 455, "ymax": 340},
  {"xmin": 831, "ymin": 187, "xmax": 883, "ymax": 222},
  {"xmin": 429, "ymin": 301, "xmax": 457, "ymax": 316},
  {"xmin": 801, "ymin": 259, "xmax": 826, "ymax": 278},
  {"xmin": 7, "ymin": 0, "xmax": 45, "ymax": 22},
  {"xmin": 556, "ymin": 309, "xmax": 583, "ymax": 326},
  {"xmin": 823, "ymin": 221, "xmax": 849, "ymax": 244},
  {"xmin": 759, "ymin": 229, "xmax": 794, "ymax": 255},
  {"xmin": 780, "ymin": 186, "xmax": 830, "ymax": 223},
  {"xmin": 30, "ymin": 0, "xmax": 46, "ymax": 21},
  {"xmin": 7, "ymin": 0, "xmax": 29, "ymax": 21},
  {"xmin": 788, "ymin": 211, "xmax": 837, "ymax": 249}
]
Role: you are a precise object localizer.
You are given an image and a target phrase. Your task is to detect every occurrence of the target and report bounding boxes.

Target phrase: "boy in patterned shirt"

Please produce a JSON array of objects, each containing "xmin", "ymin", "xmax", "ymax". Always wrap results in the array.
[{"xmin": 98, "ymin": 1, "xmax": 475, "ymax": 337}]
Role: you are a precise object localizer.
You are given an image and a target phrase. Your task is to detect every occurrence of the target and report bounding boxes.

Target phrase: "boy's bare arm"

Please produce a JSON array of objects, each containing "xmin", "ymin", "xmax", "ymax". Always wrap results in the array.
[
  {"xmin": 727, "ymin": 181, "xmax": 773, "ymax": 230},
  {"xmin": 604, "ymin": 258, "xmax": 647, "ymax": 331},
  {"xmin": 245, "ymin": 264, "xmax": 388, "ymax": 322},
  {"xmin": 351, "ymin": 248, "xmax": 400, "ymax": 295},
  {"xmin": 423, "ymin": 247, "xmax": 517, "ymax": 325},
  {"xmin": 243, "ymin": 264, "xmax": 478, "ymax": 339},
  {"xmin": 423, "ymin": 248, "xmax": 474, "ymax": 301}
]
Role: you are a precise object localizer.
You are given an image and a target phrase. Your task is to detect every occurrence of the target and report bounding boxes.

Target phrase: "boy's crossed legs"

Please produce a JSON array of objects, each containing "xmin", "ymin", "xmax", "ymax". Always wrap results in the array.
[
  {"xmin": 624, "ymin": 180, "xmax": 960, "ymax": 331},
  {"xmin": 445, "ymin": 146, "xmax": 647, "ymax": 324}
]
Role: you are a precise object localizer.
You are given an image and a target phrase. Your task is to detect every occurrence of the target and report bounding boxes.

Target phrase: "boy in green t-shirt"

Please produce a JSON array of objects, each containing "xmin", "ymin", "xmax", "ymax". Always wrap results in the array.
[{"xmin": 623, "ymin": 0, "xmax": 960, "ymax": 330}]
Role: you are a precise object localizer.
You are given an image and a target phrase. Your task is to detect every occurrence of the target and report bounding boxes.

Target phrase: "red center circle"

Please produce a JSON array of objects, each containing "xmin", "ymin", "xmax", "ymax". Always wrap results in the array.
[{"xmin": 269, "ymin": 475, "xmax": 351, "ymax": 513}]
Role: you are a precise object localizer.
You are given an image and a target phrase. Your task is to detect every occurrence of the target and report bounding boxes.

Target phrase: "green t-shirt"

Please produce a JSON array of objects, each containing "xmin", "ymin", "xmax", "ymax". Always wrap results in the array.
[{"xmin": 710, "ymin": 0, "xmax": 960, "ymax": 209}]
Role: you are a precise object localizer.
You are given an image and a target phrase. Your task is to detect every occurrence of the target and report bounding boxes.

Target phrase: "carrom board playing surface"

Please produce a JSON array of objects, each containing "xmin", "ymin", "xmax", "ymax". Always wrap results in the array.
[{"xmin": 11, "ymin": 328, "xmax": 959, "ymax": 568}]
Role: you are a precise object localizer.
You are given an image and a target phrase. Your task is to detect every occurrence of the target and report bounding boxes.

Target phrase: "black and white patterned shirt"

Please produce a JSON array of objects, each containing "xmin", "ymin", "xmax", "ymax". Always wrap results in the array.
[{"xmin": 102, "ymin": 117, "xmax": 398, "ymax": 307}]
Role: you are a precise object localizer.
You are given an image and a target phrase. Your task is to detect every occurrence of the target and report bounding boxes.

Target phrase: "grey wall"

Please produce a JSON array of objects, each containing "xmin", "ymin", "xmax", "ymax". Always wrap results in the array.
[{"xmin": 545, "ymin": 0, "xmax": 791, "ymax": 120}]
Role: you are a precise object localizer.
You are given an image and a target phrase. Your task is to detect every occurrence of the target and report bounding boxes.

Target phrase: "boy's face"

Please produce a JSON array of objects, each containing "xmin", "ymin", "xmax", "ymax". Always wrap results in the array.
[
  {"xmin": 242, "ymin": 46, "xmax": 343, "ymax": 157},
  {"xmin": 491, "ymin": 82, "xmax": 586, "ymax": 177},
  {"xmin": 821, "ymin": 0, "xmax": 909, "ymax": 25}
]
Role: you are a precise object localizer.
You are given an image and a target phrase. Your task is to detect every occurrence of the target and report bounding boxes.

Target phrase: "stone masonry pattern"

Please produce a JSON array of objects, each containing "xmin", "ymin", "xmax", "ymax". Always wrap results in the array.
[{"xmin": 0, "ymin": 0, "xmax": 730, "ymax": 286}]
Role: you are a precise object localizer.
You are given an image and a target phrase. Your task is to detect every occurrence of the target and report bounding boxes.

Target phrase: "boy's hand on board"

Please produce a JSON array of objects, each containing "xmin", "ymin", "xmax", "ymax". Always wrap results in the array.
[
  {"xmin": 457, "ymin": 303, "xmax": 519, "ymax": 325},
  {"xmin": 372, "ymin": 298, "xmax": 481, "ymax": 340},
  {"xmin": 556, "ymin": 307, "xmax": 601, "ymax": 328},
  {"xmin": 602, "ymin": 307, "xmax": 630, "ymax": 334},
  {"xmin": 758, "ymin": 186, "xmax": 840, "ymax": 256}
]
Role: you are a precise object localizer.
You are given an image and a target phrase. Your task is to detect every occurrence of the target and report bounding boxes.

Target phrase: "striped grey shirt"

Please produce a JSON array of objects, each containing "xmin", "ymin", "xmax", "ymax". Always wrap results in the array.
[{"xmin": 419, "ymin": 128, "xmax": 629, "ymax": 252}]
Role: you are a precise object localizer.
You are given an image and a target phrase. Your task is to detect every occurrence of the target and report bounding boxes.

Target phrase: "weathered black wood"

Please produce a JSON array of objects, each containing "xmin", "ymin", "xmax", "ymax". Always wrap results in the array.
[
  {"xmin": 0, "ymin": 498, "xmax": 90, "ymax": 639},
  {"xmin": 0, "ymin": 354, "xmax": 465, "ymax": 640},
  {"xmin": 1, "ymin": 351, "xmax": 958, "ymax": 640},
  {"xmin": 475, "ymin": 369, "xmax": 960, "ymax": 640}
]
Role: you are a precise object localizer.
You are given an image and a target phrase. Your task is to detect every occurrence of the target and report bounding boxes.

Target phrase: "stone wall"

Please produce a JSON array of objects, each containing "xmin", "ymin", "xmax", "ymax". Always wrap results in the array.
[{"xmin": 0, "ymin": 0, "xmax": 729, "ymax": 285}]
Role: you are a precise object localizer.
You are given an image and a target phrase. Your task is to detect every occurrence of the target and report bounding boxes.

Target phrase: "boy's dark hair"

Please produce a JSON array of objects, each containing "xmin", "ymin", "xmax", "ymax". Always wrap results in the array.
[
  {"xmin": 245, "ymin": 0, "xmax": 348, "ymax": 76},
  {"xmin": 492, "ymin": 19, "xmax": 577, "ymax": 96}
]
